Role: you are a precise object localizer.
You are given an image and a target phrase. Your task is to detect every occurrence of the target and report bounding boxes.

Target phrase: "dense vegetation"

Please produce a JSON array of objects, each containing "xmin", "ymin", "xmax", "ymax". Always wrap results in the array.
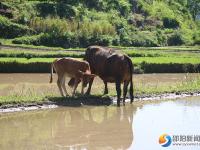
[{"xmin": 0, "ymin": 0, "xmax": 200, "ymax": 48}]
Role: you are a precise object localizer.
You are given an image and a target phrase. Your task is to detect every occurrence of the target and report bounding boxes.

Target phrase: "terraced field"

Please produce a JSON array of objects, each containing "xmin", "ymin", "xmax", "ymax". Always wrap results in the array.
[{"xmin": 0, "ymin": 45, "xmax": 200, "ymax": 73}]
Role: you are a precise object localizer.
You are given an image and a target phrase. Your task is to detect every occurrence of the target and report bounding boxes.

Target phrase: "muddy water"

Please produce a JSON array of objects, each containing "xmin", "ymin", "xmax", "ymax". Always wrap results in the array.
[
  {"xmin": 0, "ymin": 73, "xmax": 199, "ymax": 96},
  {"xmin": 0, "ymin": 97, "xmax": 200, "ymax": 150},
  {"xmin": 0, "ymin": 73, "xmax": 199, "ymax": 84}
]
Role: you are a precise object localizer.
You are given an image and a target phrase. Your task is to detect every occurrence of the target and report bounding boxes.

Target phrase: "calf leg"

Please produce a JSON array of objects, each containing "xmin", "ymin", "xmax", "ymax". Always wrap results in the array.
[
  {"xmin": 61, "ymin": 77, "xmax": 68, "ymax": 96},
  {"xmin": 123, "ymin": 81, "xmax": 129, "ymax": 106},
  {"xmin": 85, "ymin": 77, "xmax": 94, "ymax": 95},
  {"xmin": 115, "ymin": 80, "xmax": 121, "ymax": 107},
  {"xmin": 72, "ymin": 79, "xmax": 79, "ymax": 96},
  {"xmin": 81, "ymin": 81, "xmax": 84, "ymax": 95},
  {"xmin": 104, "ymin": 81, "xmax": 108, "ymax": 95},
  {"xmin": 57, "ymin": 75, "xmax": 64, "ymax": 97}
]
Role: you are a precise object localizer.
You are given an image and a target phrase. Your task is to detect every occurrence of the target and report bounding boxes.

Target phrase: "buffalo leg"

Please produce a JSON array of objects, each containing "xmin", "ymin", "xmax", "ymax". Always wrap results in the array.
[
  {"xmin": 81, "ymin": 81, "xmax": 84, "ymax": 95},
  {"xmin": 115, "ymin": 80, "xmax": 121, "ymax": 107},
  {"xmin": 104, "ymin": 81, "xmax": 108, "ymax": 95},
  {"xmin": 85, "ymin": 77, "xmax": 94, "ymax": 95},
  {"xmin": 130, "ymin": 79, "xmax": 134, "ymax": 104},
  {"xmin": 123, "ymin": 81, "xmax": 129, "ymax": 106}
]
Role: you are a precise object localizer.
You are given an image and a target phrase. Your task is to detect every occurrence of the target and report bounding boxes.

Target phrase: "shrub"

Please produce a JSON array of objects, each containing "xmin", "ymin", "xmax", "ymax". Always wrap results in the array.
[
  {"xmin": 112, "ymin": 36, "xmax": 120, "ymax": 46},
  {"xmin": 0, "ymin": 16, "xmax": 33, "ymax": 38},
  {"xmin": 194, "ymin": 37, "xmax": 200, "ymax": 45},
  {"xmin": 132, "ymin": 32, "xmax": 158, "ymax": 47},
  {"xmin": 163, "ymin": 17, "xmax": 179, "ymax": 29},
  {"xmin": 140, "ymin": 62, "xmax": 200, "ymax": 73},
  {"xmin": 193, "ymin": 30, "xmax": 200, "ymax": 45},
  {"xmin": 12, "ymin": 34, "xmax": 44, "ymax": 45},
  {"xmin": 167, "ymin": 31, "xmax": 185, "ymax": 46},
  {"xmin": 89, "ymin": 35, "xmax": 113, "ymax": 46},
  {"xmin": 0, "ymin": 62, "xmax": 51, "ymax": 73},
  {"xmin": 156, "ymin": 30, "xmax": 167, "ymax": 46},
  {"xmin": 13, "ymin": 2, "xmax": 38, "ymax": 24},
  {"xmin": 36, "ymin": 2, "xmax": 76, "ymax": 18},
  {"xmin": 0, "ymin": 2, "xmax": 13, "ymax": 18},
  {"xmin": 13, "ymin": 32, "xmax": 113, "ymax": 48},
  {"xmin": 38, "ymin": 32, "xmax": 78, "ymax": 48},
  {"xmin": 30, "ymin": 17, "xmax": 116, "ymax": 36},
  {"xmin": 117, "ymin": 0, "xmax": 131, "ymax": 17}
]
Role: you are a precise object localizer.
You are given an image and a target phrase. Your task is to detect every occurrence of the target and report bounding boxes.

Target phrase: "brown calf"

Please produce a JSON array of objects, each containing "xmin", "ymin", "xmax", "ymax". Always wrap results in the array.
[{"xmin": 50, "ymin": 58, "xmax": 95, "ymax": 96}]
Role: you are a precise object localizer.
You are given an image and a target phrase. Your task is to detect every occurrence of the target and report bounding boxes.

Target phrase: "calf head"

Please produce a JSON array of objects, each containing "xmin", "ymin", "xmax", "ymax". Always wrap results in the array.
[{"xmin": 79, "ymin": 70, "xmax": 96, "ymax": 87}]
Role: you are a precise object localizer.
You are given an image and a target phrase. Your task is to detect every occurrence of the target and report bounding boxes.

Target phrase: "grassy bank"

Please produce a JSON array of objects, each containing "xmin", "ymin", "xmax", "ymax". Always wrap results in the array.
[
  {"xmin": 0, "ymin": 49, "xmax": 84, "ymax": 58},
  {"xmin": 1, "ymin": 42, "xmax": 200, "ymax": 52},
  {"xmin": 0, "ymin": 56, "xmax": 200, "ymax": 73},
  {"xmin": 121, "ymin": 46, "xmax": 200, "ymax": 51},
  {"xmin": 0, "ymin": 45, "xmax": 199, "ymax": 73},
  {"xmin": 0, "ymin": 74, "xmax": 200, "ymax": 106}
]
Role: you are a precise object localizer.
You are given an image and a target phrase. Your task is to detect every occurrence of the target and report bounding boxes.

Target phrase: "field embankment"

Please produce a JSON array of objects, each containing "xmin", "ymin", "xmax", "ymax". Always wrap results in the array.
[{"xmin": 0, "ymin": 45, "xmax": 200, "ymax": 73}]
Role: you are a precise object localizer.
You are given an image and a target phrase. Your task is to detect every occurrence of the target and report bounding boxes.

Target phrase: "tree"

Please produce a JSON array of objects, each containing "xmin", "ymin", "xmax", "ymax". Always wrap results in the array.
[{"xmin": 187, "ymin": 0, "xmax": 200, "ymax": 20}]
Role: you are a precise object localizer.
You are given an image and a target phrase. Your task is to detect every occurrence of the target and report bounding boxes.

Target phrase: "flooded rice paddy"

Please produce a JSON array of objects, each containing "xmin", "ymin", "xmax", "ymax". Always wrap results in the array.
[
  {"xmin": 0, "ymin": 73, "xmax": 199, "ymax": 96},
  {"xmin": 0, "ymin": 73, "xmax": 200, "ymax": 149},
  {"xmin": 0, "ymin": 96, "xmax": 200, "ymax": 150}
]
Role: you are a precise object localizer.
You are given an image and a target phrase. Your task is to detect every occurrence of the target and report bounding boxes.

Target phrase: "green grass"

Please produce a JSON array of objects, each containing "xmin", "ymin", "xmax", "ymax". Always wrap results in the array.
[
  {"xmin": 0, "ymin": 46, "xmax": 200, "ymax": 73},
  {"xmin": 2, "ymin": 40, "xmax": 200, "ymax": 52},
  {"xmin": 0, "ymin": 49, "xmax": 84, "ymax": 58},
  {"xmin": 1, "ymin": 45, "xmax": 200, "ymax": 59},
  {"xmin": 132, "ymin": 57, "xmax": 200, "ymax": 64},
  {"xmin": 1, "ymin": 57, "xmax": 200, "ymax": 65},
  {"xmin": 0, "ymin": 40, "xmax": 85, "ymax": 51},
  {"xmin": 0, "ymin": 75, "xmax": 200, "ymax": 106},
  {"xmin": 0, "ymin": 95, "xmax": 45, "ymax": 105},
  {"xmin": 0, "ymin": 55, "xmax": 199, "ymax": 73},
  {"xmin": 0, "ymin": 58, "xmax": 55, "ymax": 63},
  {"xmin": 119, "ymin": 46, "xmax": 200, "ymax": 51},
  {"xmin": 135, "ymin": 77, "xmax": 200, "ymax": 95},
  {"xmin": 123, "ymin": 49, "xmax": 200, "ymax": 58}
]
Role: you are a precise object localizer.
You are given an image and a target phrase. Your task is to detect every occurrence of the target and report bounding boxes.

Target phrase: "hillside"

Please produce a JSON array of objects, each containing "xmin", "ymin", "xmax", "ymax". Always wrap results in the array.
[{"xmin": 0, "ymin": 0, "xmax": 200, "ymax": 48}]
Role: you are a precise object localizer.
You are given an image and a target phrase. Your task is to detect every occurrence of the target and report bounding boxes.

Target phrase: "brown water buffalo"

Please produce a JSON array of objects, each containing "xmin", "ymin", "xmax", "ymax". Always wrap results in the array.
[
  {"xmin": 85, "ymin": 46, "xmax": 134, "ymax": 106},
  {"xmin": 50, "ymin": 58, "xmax": 95, "ymax": 96}
]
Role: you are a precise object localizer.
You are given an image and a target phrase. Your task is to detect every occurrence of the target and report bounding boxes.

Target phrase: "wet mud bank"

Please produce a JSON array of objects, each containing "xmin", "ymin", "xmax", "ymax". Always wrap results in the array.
[{"xmin": 1, "ymin": 91, "xmax": 200, "ymax": 113}]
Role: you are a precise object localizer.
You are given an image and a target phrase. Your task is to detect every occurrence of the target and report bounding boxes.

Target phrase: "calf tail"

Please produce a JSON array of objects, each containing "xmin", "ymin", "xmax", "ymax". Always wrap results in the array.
[
  {"xmin": 49, "ymin": 63, "xmax": 54, "ymax": 83},
  {"xmin": 126, "ymin": 56, "xmax": 134, "ymax": 102}
]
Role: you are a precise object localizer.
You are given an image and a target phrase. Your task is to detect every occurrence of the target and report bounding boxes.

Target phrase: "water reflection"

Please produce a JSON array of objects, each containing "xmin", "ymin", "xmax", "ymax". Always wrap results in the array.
[
  {"xmin": 1, "ymin": 97, "xmax": 200, "ymax": 150},
  {"xmin": 0, "ymin": 105, "xmax": 139, "ymax": 150},
  {"xmin": 130, "ymin": 97, "xmax": 200, "ymax": 150}
]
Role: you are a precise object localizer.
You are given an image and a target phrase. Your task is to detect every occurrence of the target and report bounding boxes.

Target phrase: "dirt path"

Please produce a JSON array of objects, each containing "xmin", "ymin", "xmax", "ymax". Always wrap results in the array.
[
  {"xmin": 0, "ymin": 44, "xmax": 123, "ymax": 53},
  {"xmin": 0, "ymin": 44, "xmax": 84, "ymax": 53}
]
